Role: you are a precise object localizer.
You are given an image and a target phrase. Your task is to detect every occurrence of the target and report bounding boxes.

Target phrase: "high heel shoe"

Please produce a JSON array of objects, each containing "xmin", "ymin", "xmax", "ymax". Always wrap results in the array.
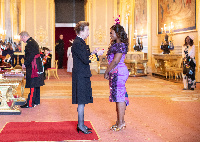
[
  {"xmin": 77, "ymin": 126, "xmax": 92, "ymax": 134},
  {"xmin": 84, "ymin": 125, "xmax": 92, "ymax": 130},
  {"xmin": 77, "ymin": 124, "xmax": 92, "ymax": 130},
  {"xmin": 110, "ymin": 124, "xmax": 117, "ymax": 129},
  {"xmin": 110, "ymin": 121, "xmax": 119, "ymax": 129},
  {"xmin": 111, "ymin": 123, "xmax": 126, "ymax": 132}
]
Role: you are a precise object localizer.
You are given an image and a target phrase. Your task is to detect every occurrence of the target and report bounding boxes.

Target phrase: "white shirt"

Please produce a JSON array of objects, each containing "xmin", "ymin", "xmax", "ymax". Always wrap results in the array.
[{"xmin": 182, "ymin": 45, "xmax": 195, "ymax": 59}]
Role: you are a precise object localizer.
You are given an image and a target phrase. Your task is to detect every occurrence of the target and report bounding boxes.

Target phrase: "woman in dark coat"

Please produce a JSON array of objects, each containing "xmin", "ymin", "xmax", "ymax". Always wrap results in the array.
[{"xmin": 72, "ymin": 21, "xmax": 100, "ymax": 134}]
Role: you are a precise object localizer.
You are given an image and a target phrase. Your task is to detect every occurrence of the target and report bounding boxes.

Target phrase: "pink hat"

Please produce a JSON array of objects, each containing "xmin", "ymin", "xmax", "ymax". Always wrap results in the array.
[{"xmin": 189, "ymin": 35, "xmax": 194, "ymax": 40}]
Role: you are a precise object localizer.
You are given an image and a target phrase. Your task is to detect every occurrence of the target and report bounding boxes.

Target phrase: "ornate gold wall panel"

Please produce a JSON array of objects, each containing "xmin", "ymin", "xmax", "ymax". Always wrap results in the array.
[
  {"xmin": 24, "ymin": 0, "xmax": 55, "ymax": 66},
  {"xmin": 86, "ymin": 0, "xmax": 114, "ymax": 50},
  {"xmin": 10, "ymin": 0, "xmax": 21, "ymax": 40},
  {"xmin": 85, "ymin": 0, "xmax": 115, "ymax": 72},
  {"xmin": 117, "ymin": 0, "xmax": 134, "ymax": 52},
  {"xmin": 85, "ymin": 0, "xmax": 136, "ymax": 72},
  {"xmin": 0, "ymin": 0, "xmax": 5, "ymax": 30}
]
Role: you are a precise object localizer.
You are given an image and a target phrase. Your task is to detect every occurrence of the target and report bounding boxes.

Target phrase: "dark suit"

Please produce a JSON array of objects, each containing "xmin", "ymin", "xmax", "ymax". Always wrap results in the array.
[
  {"xmin": 72, "ymin": 36, "xmax": 93, "ymax": 104},
  {"xmin": 55, "ymin": 39, "xmax": 64, "ymax": 68},
  {"xmin": 24, "ymin": 37, "xmax": 44, "ymax": 107}
]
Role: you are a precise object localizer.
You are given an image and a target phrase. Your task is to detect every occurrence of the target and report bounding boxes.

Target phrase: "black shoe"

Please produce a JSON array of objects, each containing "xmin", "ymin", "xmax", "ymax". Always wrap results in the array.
[
  {"xmin": 34, "ymin": 104, "xmax": 40, "ymax": 107},
  {"xmin": 20, "ymin": 104, "xmax": 32, "ymax": 108},
  {"xmin": 84, "ymin": 125, "xmax": 92, "ymax": 130},
  {"xmin": 77, "ymin": 126, "xmax": 92, "ymax": 134},
  {"xmin": 190, "ymin": 88, "xmax": 194, "ymax": 90}
]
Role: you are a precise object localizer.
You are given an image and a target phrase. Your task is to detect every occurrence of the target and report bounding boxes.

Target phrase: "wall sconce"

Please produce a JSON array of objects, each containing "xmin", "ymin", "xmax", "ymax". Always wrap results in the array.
[
  {"xmin": 14, "ymin": 35, "xmax": 20, "ymax": 41},
  {"xmin": 0, "ymin": 28, "xmax": 6, "ymax": 39}
]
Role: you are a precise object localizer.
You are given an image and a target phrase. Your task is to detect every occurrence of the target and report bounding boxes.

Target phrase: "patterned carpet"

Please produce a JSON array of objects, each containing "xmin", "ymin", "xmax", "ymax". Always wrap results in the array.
[
  {"xmin": 18, "ymin": 69, "xmax": 200, "ymax": 100},
  {"xmin": 2, "ymin": 69, "xmax": 200, "ymax": 142}
]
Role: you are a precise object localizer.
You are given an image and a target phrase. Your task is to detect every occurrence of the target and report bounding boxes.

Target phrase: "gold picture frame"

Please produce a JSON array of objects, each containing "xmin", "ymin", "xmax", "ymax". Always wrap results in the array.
[
  {"xmin": 134, "ymin": 0, "xmax": 147, "ymax": 37},
  {"xmin": 158, "ymin": 0, "xmax": 196, "ymax": 34}
]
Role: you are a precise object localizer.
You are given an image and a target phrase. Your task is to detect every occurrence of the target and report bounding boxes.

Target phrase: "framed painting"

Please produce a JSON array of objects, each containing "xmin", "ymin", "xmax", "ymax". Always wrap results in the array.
[
  {"xmin": 134, "ymin": 0, "xmax": 147, "ymax": 37},
  {"xmin": 158, "ymin": 0, "xmax": 196, "ymax": 34}
]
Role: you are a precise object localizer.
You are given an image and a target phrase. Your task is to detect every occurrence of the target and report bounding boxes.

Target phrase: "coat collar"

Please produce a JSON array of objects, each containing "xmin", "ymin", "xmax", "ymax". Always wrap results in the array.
[
  {"xmin": 76, "ymin": 36, "xmax": 86, "ymax": 45},
  {"xmin": 26, "ymin": 37, "xmax": 33, "ymax": 43}
]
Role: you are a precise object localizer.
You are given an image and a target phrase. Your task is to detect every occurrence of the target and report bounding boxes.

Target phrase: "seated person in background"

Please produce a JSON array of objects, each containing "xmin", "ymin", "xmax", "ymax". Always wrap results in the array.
[
  {"xmin": 7, "ymin": 42, "xmax": 13, "ymax": 51},
  {"xmin": 15, "ymin": 45, "xmax": 21, "ymax": 52},
  {"xmin": 3, "ymin": 44, "xmax": 14, "ymax": 56},
  {"xmin": 42, "ymin": 47, "xmax": 52, "ymax": 78},
  {"xmin": 1, "ymin": 43, "xmax": 6, "ymax": 50},
  {"xmin": 1, "ymin": 54, "xmax": 12, "ymax": 68}
]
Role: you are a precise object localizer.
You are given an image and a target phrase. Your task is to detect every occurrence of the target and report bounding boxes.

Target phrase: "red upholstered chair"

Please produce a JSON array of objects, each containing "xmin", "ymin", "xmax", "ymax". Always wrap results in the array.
[{"xmin": 47, "ymin": 60, "xmax": 59, "ymax": 80}]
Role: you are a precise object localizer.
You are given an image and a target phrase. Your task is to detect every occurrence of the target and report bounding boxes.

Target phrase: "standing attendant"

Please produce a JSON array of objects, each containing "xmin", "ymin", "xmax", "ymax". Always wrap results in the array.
[
  {"xmin": 55, "ymin": 34, "xmax": 64, "ymax": 69},
  {"xmin": 20, "ymin": 31, "xmax": 44, "ymax": 108},
  {"xmin": 104, "ymin": 23, "xmax": 129, "ymax": 131},
  {"xmin": 72, "ymin": 21, "xmax": 104, "ymax": 134}
]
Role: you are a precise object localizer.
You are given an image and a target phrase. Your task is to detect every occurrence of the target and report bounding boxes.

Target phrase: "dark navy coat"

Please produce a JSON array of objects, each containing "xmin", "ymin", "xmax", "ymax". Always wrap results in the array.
[
  {"xmin": 71, "ymin": 36, "xmax": 93, "ymax": 104},
  {"xmin": 24, "ymin": 37, "xmax": 44, "ymax": 88}
]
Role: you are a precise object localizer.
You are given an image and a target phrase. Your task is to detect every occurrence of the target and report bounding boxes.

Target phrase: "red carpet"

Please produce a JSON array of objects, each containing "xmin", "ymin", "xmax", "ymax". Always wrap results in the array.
[{"xmin": 0, "ymin": 121, "xmax": 99, "ymax": 141}]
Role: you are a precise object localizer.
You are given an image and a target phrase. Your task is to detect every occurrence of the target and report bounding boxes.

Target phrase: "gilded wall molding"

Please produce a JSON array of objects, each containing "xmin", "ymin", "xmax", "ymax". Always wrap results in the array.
[
  {"xmin": 85, "ymin": 0, "xmax": 114, "ymax": 72},
  {"xmin": 50, "ymin": 0, "xmax": 55, "ymax": 65},
  {"xmin": 117, "ymin": 0, "xmax": 134, "ymax": 52},
  {"xmin": 87, "ymin": 0, "xmax": 93, "ymax": 8},
  {"xmin": 20, "ymin": 0, "xmax": 25, "ymax": 53},
  {"xmin": 34, "ymin": 0, "xmax": 36, "ymax": 37},
  {"xmin": 94, "ymin": 26, "xmax": 106, "ymax": 45},
  {"xmin": 46, "ymin": 0, "xmax": 49, "ymax": 43},
  {"xmin": 34, "ymin": 26, "xmax": 48, "ymax": 47}
]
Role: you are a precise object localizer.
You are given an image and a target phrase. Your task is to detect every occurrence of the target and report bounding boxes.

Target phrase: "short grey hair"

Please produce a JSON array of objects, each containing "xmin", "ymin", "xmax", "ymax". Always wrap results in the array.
[
  {"xmin": 74, "ymin": 21, "xmax": 89, "ymax": 35},
  {"xmin": 19, "ymin": 31, "xmax": 30, "ymax": 37}
]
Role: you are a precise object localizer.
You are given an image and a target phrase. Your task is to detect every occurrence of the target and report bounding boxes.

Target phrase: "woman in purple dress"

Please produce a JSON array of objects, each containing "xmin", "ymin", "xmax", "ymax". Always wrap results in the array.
[{"xmin": 104, "ymin": 24, "xmax": 129, "ymax": 131}]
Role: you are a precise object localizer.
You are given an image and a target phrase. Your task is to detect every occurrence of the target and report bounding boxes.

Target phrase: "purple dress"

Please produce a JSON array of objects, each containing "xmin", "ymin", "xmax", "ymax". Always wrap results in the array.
[{"xmin": 107, "ymin": 43, "xmax": 129, "ymax": 106}]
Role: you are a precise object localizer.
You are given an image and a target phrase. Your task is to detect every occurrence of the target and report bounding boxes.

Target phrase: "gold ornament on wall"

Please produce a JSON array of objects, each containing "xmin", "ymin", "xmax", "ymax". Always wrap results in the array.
[
  {"xmin": 94, "ymin": 26, "xmax": 106, "ymax": 45},
  {"xmin": 35, "ymin": 26, "xmax": 48, "ymax": 47}
]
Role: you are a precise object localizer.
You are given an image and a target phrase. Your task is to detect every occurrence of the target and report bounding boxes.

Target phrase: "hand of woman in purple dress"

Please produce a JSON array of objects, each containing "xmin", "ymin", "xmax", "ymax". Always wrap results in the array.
[{"xmin": 104, "ymin": 72, "xmax": 109, "ymax": 80}]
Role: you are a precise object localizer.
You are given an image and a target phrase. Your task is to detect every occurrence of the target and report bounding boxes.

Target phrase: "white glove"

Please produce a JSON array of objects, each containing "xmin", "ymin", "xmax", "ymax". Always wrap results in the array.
[
  {"xmin": 91, "ymin": 47, "xmax": 99, "ymax": 55},
  {"xmin": 97, "ymin": 49, "xmax": 105, "ymax": 56}
]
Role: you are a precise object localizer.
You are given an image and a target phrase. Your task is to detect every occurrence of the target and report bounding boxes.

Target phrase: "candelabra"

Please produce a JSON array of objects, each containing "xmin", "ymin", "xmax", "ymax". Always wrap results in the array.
[
  {"xmin": 133, "ymin": 30, "xmax": 143, "ymax": 52},
  {"xmin": 160, "ymin": 23, "xmax": 174, "ymax": 54}
]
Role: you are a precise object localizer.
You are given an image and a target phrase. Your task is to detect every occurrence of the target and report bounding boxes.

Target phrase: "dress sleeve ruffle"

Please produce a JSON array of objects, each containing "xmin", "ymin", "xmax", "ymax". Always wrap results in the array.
[{"xmin": 113, "ymin": 43, "xmax": 127, "ymax": 54}]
